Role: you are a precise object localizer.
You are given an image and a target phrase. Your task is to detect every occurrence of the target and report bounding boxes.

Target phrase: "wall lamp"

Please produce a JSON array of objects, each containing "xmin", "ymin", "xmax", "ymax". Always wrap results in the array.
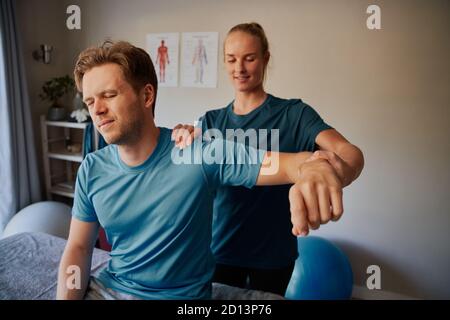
[{"xmin": 32, "ymin": 44, "xmax": 53, "ymax": 64}]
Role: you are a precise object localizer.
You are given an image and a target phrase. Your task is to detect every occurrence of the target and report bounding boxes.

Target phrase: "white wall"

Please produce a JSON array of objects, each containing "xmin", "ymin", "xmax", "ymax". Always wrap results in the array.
[{"xmin": 18, "ymin": 0, "xmax": 450, "ymax": 299}]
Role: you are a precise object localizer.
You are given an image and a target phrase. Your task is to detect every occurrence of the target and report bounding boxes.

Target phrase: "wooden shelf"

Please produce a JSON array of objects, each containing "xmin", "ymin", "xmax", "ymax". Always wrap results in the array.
[
  {"xmin": 45, "ymin": 120, "xmax": 90, "ymax": 129},
  {"xmin": 51, "ymin": 182, "xmax": 75, "ymax": 198},
  {"xmin": 48, "ymin": 150, "xmax": 83, "ymax": 162},
  {"xmin": 41, "ymin": 115, "xmax": 98, "ymax": 201}
]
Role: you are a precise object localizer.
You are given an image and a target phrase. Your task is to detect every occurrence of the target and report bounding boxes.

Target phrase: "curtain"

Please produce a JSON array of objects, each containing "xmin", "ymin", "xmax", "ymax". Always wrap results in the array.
[{"xmin": 0, "ymin": 0, "xmax": 42, "ymax": 235}]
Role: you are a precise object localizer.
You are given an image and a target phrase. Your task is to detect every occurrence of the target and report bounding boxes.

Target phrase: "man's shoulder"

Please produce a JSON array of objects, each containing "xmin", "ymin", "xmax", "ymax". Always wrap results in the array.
[
  {"xmin": 83, "ymin": 145, "xmax": 116, "ymax": 168},
  {"xmin": 158, "ymin": 127, "xmax": 175, "ymax": 150},
  {"xmin": 89, "ymin": 144, "xmax": 115, "ymax": 159}
]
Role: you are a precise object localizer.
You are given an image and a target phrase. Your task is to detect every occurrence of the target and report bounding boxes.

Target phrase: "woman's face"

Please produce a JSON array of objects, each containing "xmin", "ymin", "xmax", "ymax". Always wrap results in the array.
[{"xmin": 224, "ymin": 31, "xmax": 268, "ymax": 94}]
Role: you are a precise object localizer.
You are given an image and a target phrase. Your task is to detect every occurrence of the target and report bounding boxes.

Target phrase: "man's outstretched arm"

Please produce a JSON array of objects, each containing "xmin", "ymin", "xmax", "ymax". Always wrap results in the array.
[
  {"xmin": 56, "ymin": 218, "xmax": 99, "ymax": 300},
  {"xmin": 174, "ymin": 127, "xmax": 349, "ymax": 238}
]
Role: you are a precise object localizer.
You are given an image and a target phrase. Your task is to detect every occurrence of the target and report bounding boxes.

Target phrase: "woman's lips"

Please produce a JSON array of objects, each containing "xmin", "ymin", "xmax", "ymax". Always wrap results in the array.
[{"xmin": 234, "ymin": 76, "xmax": 250, "ymax": 82}]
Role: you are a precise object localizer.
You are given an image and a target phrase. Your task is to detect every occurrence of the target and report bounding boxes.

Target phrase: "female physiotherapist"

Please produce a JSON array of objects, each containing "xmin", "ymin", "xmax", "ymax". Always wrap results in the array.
[{"xmin": 172, "ymin": 22, "xmax": 364, "ymax": 295}]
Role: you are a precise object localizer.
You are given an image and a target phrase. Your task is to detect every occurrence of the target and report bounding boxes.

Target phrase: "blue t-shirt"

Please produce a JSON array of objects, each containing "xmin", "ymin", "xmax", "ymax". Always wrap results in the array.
[
  {"xmin": 201, "ymin": 94, "xmax": 332, "ymax": 269},
  {"xmin": 72, "ymin": 127, "xmax": 265, "ymax": 299}
]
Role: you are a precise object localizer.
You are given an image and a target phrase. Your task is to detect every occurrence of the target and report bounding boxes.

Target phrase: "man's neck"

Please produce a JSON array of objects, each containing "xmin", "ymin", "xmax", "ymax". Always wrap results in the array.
[
  {"xmin": 118, "ymin": 123, "xmax": 160, "ymax": 167},
  {"xmin": 233, "ymin": 88, "xmax": 267, "ymax": 115}
]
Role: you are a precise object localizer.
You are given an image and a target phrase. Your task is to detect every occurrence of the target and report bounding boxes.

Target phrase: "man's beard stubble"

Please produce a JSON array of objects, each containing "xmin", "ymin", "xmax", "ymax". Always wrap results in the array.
[{"xmin": 105, "ymin": 109, "xmax": 146, "ymax": 146}]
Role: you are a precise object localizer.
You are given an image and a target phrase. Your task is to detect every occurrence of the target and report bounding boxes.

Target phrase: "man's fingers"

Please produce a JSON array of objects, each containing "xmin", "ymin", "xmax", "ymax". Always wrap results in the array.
[
  {"xmin": 330, "ymin": 187, "xmax": 344, "ymax": 221},
  {"xmin": 289, "ymin": 185, "xmax": 309, "ymax": 236},
  {"xmin": 301, "ymin": 183, "xmax": 321, "ymax": 230},
  {"xmin": 317, "ymin": 185, "xmax": 332, "ymax": 224}
]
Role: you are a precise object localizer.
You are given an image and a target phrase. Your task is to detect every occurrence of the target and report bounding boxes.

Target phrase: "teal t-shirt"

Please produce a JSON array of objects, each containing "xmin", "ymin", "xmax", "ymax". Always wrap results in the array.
[
  {"xmin": 201, "ymin": 94, "xmax": 333, "ymax": 269},
  {"xmin": 72, "ymin": 127, "xmax": 265, "ymax": 299}
]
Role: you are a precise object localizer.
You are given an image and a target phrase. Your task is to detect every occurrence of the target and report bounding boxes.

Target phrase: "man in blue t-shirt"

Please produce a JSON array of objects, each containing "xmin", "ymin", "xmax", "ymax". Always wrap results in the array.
[{"xmin": 56, "ymin": 41, "xmax": 344, "ymax": 300}]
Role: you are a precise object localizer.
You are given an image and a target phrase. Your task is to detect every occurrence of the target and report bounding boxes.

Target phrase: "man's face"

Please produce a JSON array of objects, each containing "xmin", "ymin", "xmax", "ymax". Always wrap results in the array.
[{"xmin": 82, "ymin": 63, "xmax": 145, "ymax": 145}]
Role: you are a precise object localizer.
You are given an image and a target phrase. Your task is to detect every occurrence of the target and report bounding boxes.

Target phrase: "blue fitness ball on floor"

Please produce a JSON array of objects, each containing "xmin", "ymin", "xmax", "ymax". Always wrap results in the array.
[{"xmin": 285, "ymin": 236, "xmax": 353, "ymax": 300}]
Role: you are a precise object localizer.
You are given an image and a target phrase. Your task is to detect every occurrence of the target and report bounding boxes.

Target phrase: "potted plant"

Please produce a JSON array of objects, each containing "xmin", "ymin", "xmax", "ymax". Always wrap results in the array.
[{"xmin": 39, "ymin": 75, "xmax": 75, "ymax": 121}]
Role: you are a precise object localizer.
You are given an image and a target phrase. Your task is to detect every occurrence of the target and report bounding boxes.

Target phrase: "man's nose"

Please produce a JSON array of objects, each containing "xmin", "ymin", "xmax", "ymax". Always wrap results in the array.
[{"xmin": 93, "ymin": 99, "xmax": 107, "ymax": 116}]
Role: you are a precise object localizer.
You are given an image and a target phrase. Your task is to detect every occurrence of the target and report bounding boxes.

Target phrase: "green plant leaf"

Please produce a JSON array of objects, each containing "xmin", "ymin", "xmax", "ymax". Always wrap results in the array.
[{"xmin": 39, "ymin": 75, "xmax": 75, "ymax": 105}]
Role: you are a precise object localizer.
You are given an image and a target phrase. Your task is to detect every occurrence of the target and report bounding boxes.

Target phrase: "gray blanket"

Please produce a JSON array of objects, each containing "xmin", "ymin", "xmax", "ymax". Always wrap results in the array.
[{"xmin": 0, "ymin": 232, "xmax": 284, "ymax": 300}]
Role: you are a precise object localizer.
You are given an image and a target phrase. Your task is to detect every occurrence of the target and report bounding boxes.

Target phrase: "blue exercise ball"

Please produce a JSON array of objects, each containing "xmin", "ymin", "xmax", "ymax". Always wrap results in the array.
[
  {"xmin": 285, "ymin": 236, "xmax": 353, "ymax": 300},
  {"xmin": 2, "ymin": 201, "xmax": 72, "ymax": 240}
]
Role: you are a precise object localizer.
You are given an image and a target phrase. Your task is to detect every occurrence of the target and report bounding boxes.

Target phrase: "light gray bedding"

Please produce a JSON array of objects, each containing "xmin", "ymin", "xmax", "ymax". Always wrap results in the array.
[{"xmin": 0, "ymin": 232, "xmax": 284, "ymax": 300}]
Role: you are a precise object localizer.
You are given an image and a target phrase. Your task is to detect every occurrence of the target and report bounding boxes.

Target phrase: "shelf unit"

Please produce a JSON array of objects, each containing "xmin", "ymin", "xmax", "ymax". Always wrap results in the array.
[{"xmin": 40, "ymin": 115, "xmax": 98, "ymax": 199}]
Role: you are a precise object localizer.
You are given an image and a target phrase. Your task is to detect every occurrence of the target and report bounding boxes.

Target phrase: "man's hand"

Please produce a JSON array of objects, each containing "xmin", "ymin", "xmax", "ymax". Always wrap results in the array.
[
  {"xmin": 171, "ymin": 124, "xmax": 197, "ymax": 149},
  {"xmin": 289, "ymin": 159, "xmax": 343, "ymax": 237}
]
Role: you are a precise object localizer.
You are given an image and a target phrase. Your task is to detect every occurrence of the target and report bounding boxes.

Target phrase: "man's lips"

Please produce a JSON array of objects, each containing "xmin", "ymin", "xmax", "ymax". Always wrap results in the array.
[{"xmin": 98, "ymin": 119, "xmax": 114, "ymax": 128}]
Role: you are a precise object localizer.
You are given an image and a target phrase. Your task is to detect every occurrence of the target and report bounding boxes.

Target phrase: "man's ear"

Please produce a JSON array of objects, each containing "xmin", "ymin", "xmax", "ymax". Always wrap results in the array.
[{"xmin": 143, "ymin": 84, "xmax": 155, "ymax": 109}]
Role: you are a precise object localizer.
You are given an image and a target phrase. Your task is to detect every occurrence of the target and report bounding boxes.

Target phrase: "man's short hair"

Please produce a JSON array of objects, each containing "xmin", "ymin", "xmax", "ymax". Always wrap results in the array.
[{"xmin": 74, "ymin": 40, "xmax": 158, "ymax": 117}]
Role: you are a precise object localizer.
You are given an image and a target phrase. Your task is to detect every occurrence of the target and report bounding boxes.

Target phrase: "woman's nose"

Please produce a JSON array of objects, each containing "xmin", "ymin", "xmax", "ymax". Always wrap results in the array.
[{"xmin": 235, "ymin": 60, "xmax": 245, "ymax": 73}]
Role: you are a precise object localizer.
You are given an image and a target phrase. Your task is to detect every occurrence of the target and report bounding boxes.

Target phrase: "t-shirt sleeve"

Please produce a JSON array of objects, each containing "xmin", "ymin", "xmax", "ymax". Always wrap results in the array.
[
  {"xmin": 200, "ymin": 138, "xmax": 266, "ymax": 190},
  {"xmin": 289, "ymin": 102, "xmax": 333, "ymax": 151},
  {"xmin": 195, "ymin": 113, "xmax": 215, "ymax": 142},
  {"xmin": 72, "ymin": 155, "xmax": 98, "ymax": 222}
]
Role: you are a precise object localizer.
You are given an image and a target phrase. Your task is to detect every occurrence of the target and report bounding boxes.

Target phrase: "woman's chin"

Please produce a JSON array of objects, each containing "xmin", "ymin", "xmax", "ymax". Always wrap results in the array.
[{"xmin": 234, "ymin": 85, "xmax": 262, "ymax": 94}]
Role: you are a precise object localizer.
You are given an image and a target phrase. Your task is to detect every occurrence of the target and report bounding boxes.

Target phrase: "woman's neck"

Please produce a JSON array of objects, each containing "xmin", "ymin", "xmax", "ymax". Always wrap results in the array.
[{"xmin": 233, "ymin": 89, "xmax": 267, "ymax": 115}]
